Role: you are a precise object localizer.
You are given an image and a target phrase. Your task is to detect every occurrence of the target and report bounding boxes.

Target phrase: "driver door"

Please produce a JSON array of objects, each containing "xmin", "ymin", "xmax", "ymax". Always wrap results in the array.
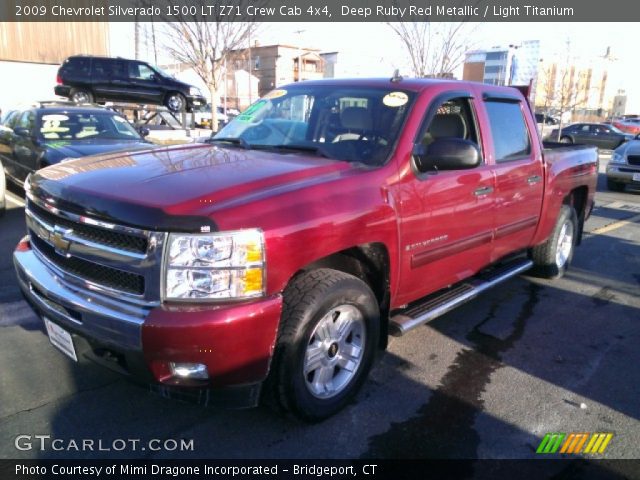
[{"xmin": 391, "ymin": 93, "xmax": 496, "ymax": 306}]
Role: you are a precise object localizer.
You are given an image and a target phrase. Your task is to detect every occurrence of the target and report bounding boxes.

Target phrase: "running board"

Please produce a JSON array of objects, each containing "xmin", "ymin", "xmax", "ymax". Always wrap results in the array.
[{"xmin": 389, "ymin": 259, "xmax": 533, "ymax": 336}]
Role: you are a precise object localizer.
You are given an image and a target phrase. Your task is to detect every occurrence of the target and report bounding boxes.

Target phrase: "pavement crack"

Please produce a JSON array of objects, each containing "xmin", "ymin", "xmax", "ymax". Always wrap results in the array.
[{"xmin": 0, "ymin": 380, "xmax": 121, "ymax": 423}]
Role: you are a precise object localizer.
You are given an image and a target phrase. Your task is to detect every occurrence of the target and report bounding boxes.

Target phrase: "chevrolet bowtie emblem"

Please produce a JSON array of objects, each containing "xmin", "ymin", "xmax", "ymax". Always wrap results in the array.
[{"xmin": 51, "ymin": 225, "xmax": 73, "ymax": 257}]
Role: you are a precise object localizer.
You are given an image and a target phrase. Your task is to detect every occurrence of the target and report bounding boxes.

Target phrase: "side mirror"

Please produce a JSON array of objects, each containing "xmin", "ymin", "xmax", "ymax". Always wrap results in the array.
[
  {"xmin": 14, "ymin": 127, "xmax": 31, "ymax": 137},
  {"xmin": 138, "ymin": 127, "xmax": 150, "ymax": 138},
  {"xmin": 413, "ymin": 138, "xmax": 481, "ymax": 173}
]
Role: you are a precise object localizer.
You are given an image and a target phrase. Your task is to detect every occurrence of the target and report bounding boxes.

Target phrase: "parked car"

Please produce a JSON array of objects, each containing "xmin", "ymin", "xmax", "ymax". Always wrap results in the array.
[
  {"xmin": 194, "ymin": 104, "xmax": 238, "ymax": 128},
  {"xmin": 15, "ymin": 78, "xmax": 597, "ymax": 421},
  {"xmin": 54, "ymin": 55, "xmax": 206, "ymax": 113},
  {"xmin": 549, "ymin": 123, "xmax": 634, "ymax": 150},
  {"xmin": 607, "ymin": 134, "xmax": 640, "ymax": 191},
  {"xmin": 0, "ymin": 102, "xmax": 152, "ymax": 186},
  {"xmin": 535, "ymin": 113, "xmax": 558, "ymax": 125},
  {"xmin": 612, "ymin": 117, "xmax": 640, "ymax": 135}
]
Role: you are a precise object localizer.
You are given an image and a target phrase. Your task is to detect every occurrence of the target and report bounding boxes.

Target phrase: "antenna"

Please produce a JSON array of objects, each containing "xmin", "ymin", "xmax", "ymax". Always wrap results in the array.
[{"xmin": 390, "ymin": 69, "xmax": 403, "ymax": 83}]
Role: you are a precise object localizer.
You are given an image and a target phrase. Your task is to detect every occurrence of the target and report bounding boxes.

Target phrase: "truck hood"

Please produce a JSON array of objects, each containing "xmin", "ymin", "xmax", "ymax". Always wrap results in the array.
[{"xmin": 28, "ymin": 144, "xmax": 355, "ymax": 231}]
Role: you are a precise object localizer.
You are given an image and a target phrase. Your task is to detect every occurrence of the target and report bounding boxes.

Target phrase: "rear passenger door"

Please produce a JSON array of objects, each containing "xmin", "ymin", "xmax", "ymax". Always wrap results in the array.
[
  {"xmin": 481, "ymin": 94, "xmax": 544, "ymax": 262},
  {"xmin": 393, "ymin": 93, "xmax": 496, "ymax": 305}
]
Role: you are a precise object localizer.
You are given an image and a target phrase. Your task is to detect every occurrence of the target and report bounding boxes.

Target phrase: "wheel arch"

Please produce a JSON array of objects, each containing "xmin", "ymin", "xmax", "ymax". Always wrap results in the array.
[
  {"xmin": 564, "ymin": 186, "xmax": 588, "ymax": 245},
  {"xmin": 294, "ymin": 243, "xmax": 391, "ymax": 350}
]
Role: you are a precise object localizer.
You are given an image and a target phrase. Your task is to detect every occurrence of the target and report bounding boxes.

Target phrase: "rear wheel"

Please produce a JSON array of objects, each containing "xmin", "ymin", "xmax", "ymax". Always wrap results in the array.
[
  {"xmin": 530, "ymin": 205, "xmax": 577, "ymax": 279},
  {"xmin": 69, "ymin": 89, "xmax": 93, "ymax": 104},
  {"xmin": 265, "ymin": 269, "xmax": 380, "ymax": 421},
  {"xmin": 606, "ymin": 179, "xmax": 625, "ymax": 192}
]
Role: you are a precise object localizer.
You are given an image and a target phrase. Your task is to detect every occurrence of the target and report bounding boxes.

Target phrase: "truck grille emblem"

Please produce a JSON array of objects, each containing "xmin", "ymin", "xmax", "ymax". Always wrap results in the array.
[{"xmin": 50, "ymin": 225, "xmax": 73, "ymax": 257}]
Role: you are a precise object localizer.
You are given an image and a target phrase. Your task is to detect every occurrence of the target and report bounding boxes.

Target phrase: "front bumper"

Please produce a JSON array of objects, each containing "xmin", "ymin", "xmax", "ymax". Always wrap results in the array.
[
  {"xmin": 186, "ymin": 95, "xmax": 206, "ymax": 110},
  {"xmin": 606, "ymin": 164, "xmax": 640, "ymax": 184},
  {"xmin": 14, "ymin": 239, "xmax": 283, "ymax": 406}
]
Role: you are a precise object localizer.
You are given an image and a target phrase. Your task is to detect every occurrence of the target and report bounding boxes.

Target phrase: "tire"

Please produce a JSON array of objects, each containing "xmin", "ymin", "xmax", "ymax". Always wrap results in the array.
[
  {"xmin": 164, "ymin": 92, "xmax": 186, "ymax": 113},
  {"xmin": 560, "ymin": 136, "xmax": 573, "ymax": 144},
  {"xmin": 607, "ymin": 179, "xmax": 625, "ymax": 192},
  {"xmin": 69, "ymin": 89, "xmax": 93, "ymax": 104},
  {"xmin": 530, "ymin": 205, "xmax": 578, "ymax": 279},
  {"xmin": 265, "ymin": 269, "xmax": 380, "ymax": 422}
]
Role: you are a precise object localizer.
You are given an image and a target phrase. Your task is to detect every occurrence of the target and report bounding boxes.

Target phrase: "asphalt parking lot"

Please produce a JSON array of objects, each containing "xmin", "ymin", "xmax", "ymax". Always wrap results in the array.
[{"xmin": 0, "ymin": 153, "xmax": 638, "ymax": 466}]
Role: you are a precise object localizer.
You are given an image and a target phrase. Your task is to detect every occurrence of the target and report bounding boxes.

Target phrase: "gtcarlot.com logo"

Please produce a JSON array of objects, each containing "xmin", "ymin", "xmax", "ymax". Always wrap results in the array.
[
  {"xmin": 536, "ymin": 432, "xmax": 613, "ymax": 455},
  {"xmin": 14, "ymin": 435, "xmax": 194, "ymax": 452}
]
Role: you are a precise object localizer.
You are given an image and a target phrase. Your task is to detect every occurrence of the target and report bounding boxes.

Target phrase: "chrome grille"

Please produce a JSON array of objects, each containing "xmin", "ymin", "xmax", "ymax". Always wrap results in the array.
[{"xmin": 25, "ymin": 197, "xmax": 166, "ymax": 305}]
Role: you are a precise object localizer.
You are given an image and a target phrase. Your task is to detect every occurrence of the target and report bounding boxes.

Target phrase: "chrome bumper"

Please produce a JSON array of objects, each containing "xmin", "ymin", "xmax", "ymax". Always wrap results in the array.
[
  {"xmin": 14, "ymin": 245, "xmax": 149, "ymax": 352},
  {"xmin": 606, "ymin": 165, "xmax": 640, "ymax": 184}
]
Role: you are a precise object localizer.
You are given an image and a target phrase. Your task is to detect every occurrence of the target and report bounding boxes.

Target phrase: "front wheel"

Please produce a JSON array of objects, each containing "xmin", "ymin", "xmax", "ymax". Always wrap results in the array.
[
  {"xmin": 164, "ymin": 92, "xmax": 186, "ymax": 112},
  {"xmin": 530, "ymin": 205, "xmax": 577, "ymax": 279},
  {"xmin": 265, "ymin": 269, "xmax": 380, "ymax": 421},
  {"xmin": 560, "ymin": 136, "xmax": 573, "ymax": 144}
]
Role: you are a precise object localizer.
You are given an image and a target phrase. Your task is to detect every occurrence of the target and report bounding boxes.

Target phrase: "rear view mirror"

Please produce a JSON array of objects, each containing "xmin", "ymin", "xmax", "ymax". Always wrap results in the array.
[
  {"xmin": 14, "ymin": 127, "xmax": 31, "ymax": 137},
  {"xmin": 413, "ymin": 138, "xmax": 481, "ymax": 173}
]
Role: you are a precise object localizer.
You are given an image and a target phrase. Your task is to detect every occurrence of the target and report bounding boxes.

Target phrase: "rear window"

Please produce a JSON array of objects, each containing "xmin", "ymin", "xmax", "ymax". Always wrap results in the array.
[
  {"xmin": 62, "ymin": 57, "xmax": 90, "ymax": 76},
  {"xmin": 485, "ymin": 101, "xmax": 531, "ymax": 162}
]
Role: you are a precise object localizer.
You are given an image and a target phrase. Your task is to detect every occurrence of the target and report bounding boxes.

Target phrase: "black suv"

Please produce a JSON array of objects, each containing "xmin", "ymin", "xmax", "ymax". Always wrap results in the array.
[{"xmin": 55, "ymin": 56, "xmax": 206, "ymax": 112}]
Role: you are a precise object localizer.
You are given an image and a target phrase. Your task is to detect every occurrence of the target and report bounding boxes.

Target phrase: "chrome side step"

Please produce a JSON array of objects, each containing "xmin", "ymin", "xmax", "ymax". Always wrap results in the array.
[{"xmin": 390, "ymin": 259, "xmax": 533, "ymax": 336}]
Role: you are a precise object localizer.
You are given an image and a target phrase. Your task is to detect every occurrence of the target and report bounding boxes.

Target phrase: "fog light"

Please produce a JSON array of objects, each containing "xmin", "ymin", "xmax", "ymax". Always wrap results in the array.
[{"xmin": 169, "ymin": 362, "xmax": 209, "ymax": 380}]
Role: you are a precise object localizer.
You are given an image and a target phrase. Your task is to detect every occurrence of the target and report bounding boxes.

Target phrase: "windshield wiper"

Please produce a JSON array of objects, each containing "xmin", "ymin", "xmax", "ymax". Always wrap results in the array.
[
  {"xmin": 208, "ymin": 137, "xmax": 250, "ymax": 149},
  {"xmin": 254, "ymin": 144, "xmax": 333, "ymax": 159}
]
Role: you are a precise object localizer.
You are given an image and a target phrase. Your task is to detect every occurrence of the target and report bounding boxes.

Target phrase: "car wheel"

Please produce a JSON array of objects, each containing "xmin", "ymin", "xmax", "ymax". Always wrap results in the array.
[
  {"xmin": 560, "ymin": 136, "xmax": 573, "ymax": 144},
  {"xmin": 265, "ymin": 269, "xmax": 380, "ymax": 422},
  {"xmin": 165, "ymin": 93, "xmax": 186, "ymax": 113},
  {"xmin": 530, "ymin": 205, "xmax": 577, "ymax": 279},
  {"xmin": 606, "ymin": 179, "xmax": 625, "ymax": 192},
  {"xmin": 70, "ymin": 89, "xmax": 93, "ymax": 104}
]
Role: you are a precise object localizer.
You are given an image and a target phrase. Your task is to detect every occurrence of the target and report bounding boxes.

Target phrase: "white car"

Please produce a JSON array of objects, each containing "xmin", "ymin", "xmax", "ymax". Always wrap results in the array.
[{"xmin": 194, "ymin": 105, "xmax": 237, "ymax": 128}]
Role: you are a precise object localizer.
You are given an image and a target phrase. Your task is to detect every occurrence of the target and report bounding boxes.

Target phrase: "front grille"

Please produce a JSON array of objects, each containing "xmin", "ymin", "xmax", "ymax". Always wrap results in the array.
[
  {"xmin": 28, "ymin": 201, "xmax": 148, "ymax": 254},
  {"xmin": 30, "ymin": 234, "xmax": 145, "ymax": 295},
  {"xmin": 627, "ymin": 155, "xmax": 640, "ymax": 166}
]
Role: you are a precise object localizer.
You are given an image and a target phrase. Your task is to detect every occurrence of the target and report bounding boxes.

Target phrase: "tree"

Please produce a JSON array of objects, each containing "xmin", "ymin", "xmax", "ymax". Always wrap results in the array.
[
  {"xmin": 160, "ymin": 1, "xmax": 258, "ymax": 130},
  {"xmin": 386, "ymin": 21, "xmax": 476, "ymax": 78}
]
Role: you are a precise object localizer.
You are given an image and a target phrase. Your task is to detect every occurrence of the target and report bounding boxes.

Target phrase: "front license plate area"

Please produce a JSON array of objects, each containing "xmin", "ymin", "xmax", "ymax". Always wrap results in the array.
[
  {"xmin": 632, "ymin": 173, "xmax": 640, "ymax": 182},
  {"xmin": 44, "ymin": 318, "xmax": 78, "ymax": 362}
]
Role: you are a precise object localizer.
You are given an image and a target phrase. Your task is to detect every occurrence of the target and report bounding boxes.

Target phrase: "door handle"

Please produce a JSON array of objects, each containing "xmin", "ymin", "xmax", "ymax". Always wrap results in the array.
[
  {"xmin": 474, "ymin": 186, "xmax": 494, "ymax": 196},
  {"xmin": 527, "ymin": 175, "xmax": 542, "ymax": 184}
]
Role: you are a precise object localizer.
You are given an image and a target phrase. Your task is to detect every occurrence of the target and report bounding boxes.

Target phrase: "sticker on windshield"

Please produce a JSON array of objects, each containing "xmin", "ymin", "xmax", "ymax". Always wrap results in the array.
[
  {"xmin": 237, "ymin": 100, "xmax": 268, "ymax": 122},
  {"xmin": 42, "ymin": 114, "xmax": 69, "ymax": 122},
  {"xmin": 383, "ymin": 92, "xmax": 409, "ymax": 107},
  {"xmin": 263, "ymin": 89, "xmax": 287, "ymax": 100}
]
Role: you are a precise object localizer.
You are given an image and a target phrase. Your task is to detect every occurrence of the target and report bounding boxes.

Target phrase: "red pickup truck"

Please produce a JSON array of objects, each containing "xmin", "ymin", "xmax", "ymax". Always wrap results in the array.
[{"xmin": 14, "ymin": 78, "xmax": 597, "ymax": 421}]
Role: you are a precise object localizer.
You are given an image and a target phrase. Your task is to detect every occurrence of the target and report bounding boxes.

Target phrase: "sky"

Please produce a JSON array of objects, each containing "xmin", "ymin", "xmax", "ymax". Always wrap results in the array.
[{"xmin": 110, "ymin": 22, "xmax": 640, "ymax": 111}]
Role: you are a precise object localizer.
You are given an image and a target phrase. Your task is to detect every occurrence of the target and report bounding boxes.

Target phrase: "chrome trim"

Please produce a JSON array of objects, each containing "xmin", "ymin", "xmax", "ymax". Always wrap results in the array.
[
  {"xmin": 25, "ymin": 197, "xmax": 167, "ymax": 304},
  {"xmin": 26, "ymin": 208, "xmax": 146, "ymax": 261},
  {"xmin": 390, "ymin": 259, "xmax": 533, "ymax": 336},
  {"xmin": 14, "ymin": 248, "xmax": 148, "ymax": 351}
]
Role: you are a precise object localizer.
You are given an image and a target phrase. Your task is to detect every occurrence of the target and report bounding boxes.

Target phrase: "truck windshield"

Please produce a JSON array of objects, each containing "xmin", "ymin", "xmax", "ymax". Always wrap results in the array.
[
  {"xmin": 38, "ymin": 112, "xmax": 142, "ymax": 141},
  {"xmin": 213, "ymin": 85, "xmax": 415, "ymax": 165}
]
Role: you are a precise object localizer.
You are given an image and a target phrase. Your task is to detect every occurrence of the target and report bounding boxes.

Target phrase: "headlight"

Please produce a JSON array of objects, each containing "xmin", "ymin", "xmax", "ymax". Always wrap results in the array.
[
  {"xmin": 164, "ymin": 229, "xmax": 265, "ymax": 301},
  {"xmin": 189, "ymin": 87, "xmax": 202, "ymax": 96},
  {"xmin": 610, "ymin": 152, "xmax": 625, "ymax": 164}
]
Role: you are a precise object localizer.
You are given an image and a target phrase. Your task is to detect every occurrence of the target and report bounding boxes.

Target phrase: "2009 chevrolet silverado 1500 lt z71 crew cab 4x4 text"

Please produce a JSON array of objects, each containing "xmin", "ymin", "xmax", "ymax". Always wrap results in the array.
[{"xmin": 14, "ymin": 78, "xmax": 597, "ymax": 421}]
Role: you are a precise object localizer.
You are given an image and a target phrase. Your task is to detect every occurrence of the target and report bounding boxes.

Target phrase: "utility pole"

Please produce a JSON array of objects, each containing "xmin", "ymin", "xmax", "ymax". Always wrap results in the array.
[{"xmin": 294, "ymin": 29, "xmax": 305, "ymax": 82}]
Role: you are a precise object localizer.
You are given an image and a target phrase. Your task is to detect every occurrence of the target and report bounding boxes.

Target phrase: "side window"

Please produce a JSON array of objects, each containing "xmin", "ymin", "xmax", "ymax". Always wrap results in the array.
[
  {"xmin": 64, "ymin": 57, "xmax": 90, "ymax": 76},
  {"xmin": 18, "ymin": 111, "xmax": 35, "ymax": 132},
  {"xmin": 129, "ymin": 63, "xmax": 155, "ymax": 81},
  {"xmin": 420, "ymin": 97, "xmax": 479, "ymax": 147},
  {"xmin": 484, "ymin": 100, "xmax": 531, "ymax": 162}
]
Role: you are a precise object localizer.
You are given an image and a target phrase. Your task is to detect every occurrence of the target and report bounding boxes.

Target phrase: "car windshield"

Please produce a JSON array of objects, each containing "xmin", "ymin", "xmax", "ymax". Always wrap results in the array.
[
  {"xmin": 609, "ymin": 125, "xmax": 625, "ymax": 134},
  {"xmin": 151, "ymin": 65, "xmax": 175, "ymax": 79},
  {"xmin": 213, "ymin": 85, "xmax": 415, "ymax": 165},
  {"xmin": 38, "ymin": 112, "xmax": 142, "ymax": 141}
]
